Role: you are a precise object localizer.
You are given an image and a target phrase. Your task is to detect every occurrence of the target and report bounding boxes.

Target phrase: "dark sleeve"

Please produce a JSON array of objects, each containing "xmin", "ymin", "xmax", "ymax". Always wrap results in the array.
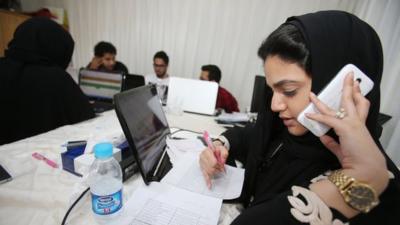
[
  {"xmin": 222, "ymin": 123, "xmax": 255, "ymax": 164},
  {"xmin": 219, "ymin": 90, "xmax": 239, "ymax": 113},
  {"xmin": 57, "ymin": 71, "xmax": 95, "ymax": 124},
  {"xmin": 232, "ymin": 176, "xmax": 400, "ymax": 225},
  {"xmin": 14, "ymin": 67, "xmax": 95, "ymax": 141},
  {"xmin": 226, "ymin": 93, "xmax": 239, "ymax": 113},
  {"xmin": 231, "ymin": 185, "xmax": 349, "ymax": 225}
]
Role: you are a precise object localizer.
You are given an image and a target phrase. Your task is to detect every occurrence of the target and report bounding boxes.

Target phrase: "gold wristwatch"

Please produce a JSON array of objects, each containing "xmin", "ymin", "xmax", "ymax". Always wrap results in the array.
[{"xmin": 327, "ymin": 170, "xmax": 379, "ymax": 213}]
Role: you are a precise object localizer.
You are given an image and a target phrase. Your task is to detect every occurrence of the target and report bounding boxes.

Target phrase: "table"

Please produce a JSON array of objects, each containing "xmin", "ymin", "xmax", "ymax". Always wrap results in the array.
[{"xmin": 0, "ymin": 110, "xmax": 242, "ymax": 225}]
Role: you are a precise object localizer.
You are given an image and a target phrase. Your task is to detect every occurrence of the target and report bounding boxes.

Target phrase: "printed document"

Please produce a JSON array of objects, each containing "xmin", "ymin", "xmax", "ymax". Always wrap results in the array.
[{"xmin": 115, "ymin": 182, "xmax": 222, "ymax": 225}]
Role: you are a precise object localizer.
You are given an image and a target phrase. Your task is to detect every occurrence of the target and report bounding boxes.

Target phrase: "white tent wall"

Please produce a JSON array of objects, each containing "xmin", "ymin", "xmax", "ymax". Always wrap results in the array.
[{"xmin": 19, "ymin": 0, "xmax": 400, "ymax": 165}]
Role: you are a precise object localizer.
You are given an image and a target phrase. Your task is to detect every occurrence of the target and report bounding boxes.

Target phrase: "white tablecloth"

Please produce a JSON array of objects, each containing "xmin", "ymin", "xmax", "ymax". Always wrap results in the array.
[{"xmin": 0, "ymin": 110, "xmax": 242, "ymax": 225}]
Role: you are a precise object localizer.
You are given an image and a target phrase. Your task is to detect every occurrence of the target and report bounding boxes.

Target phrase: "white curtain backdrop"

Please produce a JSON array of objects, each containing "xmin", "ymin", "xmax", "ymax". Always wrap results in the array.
[{"xmin": 20, "ymin": 0, "xmax": 400, "ymax": 165}]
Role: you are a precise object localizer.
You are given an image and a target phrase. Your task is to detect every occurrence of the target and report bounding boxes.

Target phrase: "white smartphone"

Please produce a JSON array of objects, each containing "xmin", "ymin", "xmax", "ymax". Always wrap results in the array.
[{"xmin": 297, "ymin": 64, "xmax": 374, "ymax": 137}]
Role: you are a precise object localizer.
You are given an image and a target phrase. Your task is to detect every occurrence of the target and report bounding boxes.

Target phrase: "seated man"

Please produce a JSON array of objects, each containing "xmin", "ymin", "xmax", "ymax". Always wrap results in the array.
[
  {"xmin": 145, "ymin": 51, "xmax": 170, "ymax": 104},
  {"xmin": 200, "ymin": 65, "xmax": 239, "ymax": 113},
  {"xmin": 87, "ymin": 41, "xmax": 128, "ymax": 74}
]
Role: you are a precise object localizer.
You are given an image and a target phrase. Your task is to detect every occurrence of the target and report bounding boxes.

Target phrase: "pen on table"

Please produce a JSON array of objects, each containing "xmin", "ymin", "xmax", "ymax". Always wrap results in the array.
[
  {"xmin": 32, "ymin": 152, "xmax": 59, "ymax": 168},
  {"xmin": 203, "ymin": 131, "xmax": 226, "ymax": 173}
]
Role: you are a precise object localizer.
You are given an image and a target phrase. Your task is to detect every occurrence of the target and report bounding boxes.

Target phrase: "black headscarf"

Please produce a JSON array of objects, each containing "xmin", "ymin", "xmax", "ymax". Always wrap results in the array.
[
  {"xmin": 6, "ymin": 17, "xmax": 74, "ymax": 69},
  {"xmin": 0, "ymin": 17, "xmax": 94, "ymax": 145},
  {"xmin": 285, "ymin": 10, "xmax": 400, "ymax": 224},
  {"xmin": 287, "ymin": 10, "xmax": 384, "ymax": 141},
  {"xmin": 227, "ymin": 11, "xmax": 400, "ymax": 223}
]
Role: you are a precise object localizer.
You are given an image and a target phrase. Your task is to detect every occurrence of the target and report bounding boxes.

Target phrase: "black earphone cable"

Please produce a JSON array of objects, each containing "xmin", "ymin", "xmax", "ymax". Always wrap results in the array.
[{"xmin": 61, "ymin": 187, "xmax": 90, "ymax": 225}]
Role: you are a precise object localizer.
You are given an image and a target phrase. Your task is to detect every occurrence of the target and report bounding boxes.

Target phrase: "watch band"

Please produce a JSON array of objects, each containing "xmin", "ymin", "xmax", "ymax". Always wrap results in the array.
[
  {"xmin": 328, "ymin": 169, "xmax": 379, "ymax": 213},
  {"xmin": 328, "ymin": 170, "xmax": 355, "ymax": 193}
]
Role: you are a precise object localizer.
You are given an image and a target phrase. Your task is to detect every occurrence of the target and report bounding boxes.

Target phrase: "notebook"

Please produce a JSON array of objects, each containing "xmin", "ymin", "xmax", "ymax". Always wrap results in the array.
[
  {"xmin": 167, "ymin": 77, "xmax": 219, "ymax": 115},
  {"xmin": 114, "ymin": 85, "xmax": 172, "ymax": 185},
  {"xmin": 78, "ymin": 68, "xmax": 124, "ymax": 113}
]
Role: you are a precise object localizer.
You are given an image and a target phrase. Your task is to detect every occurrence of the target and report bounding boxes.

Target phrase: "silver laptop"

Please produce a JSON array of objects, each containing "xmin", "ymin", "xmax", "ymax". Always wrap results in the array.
[
  {"xmin": 167, "ymin": 77, "xmax": 218, "ymax": 115},
  {"xmin": 78, "ymin": 68, "xmax": 124, "ymax": 113}
]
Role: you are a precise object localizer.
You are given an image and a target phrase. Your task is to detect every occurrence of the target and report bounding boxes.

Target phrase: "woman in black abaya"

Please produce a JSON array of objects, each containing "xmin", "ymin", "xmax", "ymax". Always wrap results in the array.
[
  {"xmin": 200, "ymin": 11, "xmax": 400, "ymax": 224},
  {"xmin": 0, "ymin": 17, "xmax": 95, "ymax": 145}
]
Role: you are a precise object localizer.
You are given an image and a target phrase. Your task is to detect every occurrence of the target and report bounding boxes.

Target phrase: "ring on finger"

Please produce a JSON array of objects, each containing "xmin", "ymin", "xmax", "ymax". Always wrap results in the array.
[{"xmin": 335, "ymin": 108, "xmax": 346, "ymax": 119}]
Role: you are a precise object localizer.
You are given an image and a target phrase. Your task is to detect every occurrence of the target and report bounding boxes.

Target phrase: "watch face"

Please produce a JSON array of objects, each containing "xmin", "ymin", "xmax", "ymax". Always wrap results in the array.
[{"xmin": 347, "ymin": 184, "xmax": 379, "ymax": 213}]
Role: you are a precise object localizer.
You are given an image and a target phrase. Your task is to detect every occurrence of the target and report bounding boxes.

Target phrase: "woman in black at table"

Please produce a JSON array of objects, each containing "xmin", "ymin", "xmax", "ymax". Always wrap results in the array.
[
  {"xmin": 0, "ymin": 18, "xmax": 94, "ymax": 145},
  {"xmin": 200, "ymin": 11, "xmax": 400, "ymax": 224}
]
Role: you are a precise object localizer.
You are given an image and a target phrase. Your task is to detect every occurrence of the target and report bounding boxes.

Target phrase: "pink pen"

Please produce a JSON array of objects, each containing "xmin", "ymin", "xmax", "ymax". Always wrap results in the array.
[
  {"xmin": 203, "ymin": 131, "xmax": 225, "ymax": 172},
  {"xmin": 32, "ymin": 152, "xmax": 59, "ymax": 168}
]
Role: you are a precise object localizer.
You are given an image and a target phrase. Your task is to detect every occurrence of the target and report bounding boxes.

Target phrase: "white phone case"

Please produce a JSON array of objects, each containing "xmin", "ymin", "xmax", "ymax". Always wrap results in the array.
[{"xmin": 297, "ymin": 64, "xmax": 374, "ymax": 137}]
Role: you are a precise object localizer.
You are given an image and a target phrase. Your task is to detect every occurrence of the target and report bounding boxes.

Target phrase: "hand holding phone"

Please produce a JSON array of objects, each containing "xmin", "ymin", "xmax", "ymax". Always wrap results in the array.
[{"xmin": 297, "ymin": 64, "xmax": 374, "ymax": 136}]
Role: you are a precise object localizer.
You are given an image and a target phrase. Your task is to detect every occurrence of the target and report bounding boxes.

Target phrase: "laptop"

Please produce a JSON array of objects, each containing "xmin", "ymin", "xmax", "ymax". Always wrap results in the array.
[
  {"xmin": 114, "ymin": 85, "xmax": 172, "ymax": 185},
  {"xmin": 78, "ymin": 68, "xmax": 124, "ymax": 113},
  {"xmin": 167, "ymin": 77, "xmax": 219, "ymax": 115},
  {"xmin": 122, "ymin": 74, "xmax": 145, "ymax": 91}
]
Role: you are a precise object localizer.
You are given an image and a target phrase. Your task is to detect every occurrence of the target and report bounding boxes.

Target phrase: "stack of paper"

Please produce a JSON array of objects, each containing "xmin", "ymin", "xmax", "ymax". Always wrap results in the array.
[
  {"xmin": 166, "ymin": 138, "xmax": 205, "ymax": 164},
  {"xmin": 215, "ymin": 112, "xmax": 250, "ymax": 123}
]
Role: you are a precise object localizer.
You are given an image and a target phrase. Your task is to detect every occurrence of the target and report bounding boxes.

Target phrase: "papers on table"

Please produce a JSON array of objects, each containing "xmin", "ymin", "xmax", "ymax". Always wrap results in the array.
[
  {"xmin": 162, "ymin": 153, "xmax": 245, "ymax": 199},
  {"xmin": 215, "ymin": 112, "xmax": 250, "ymax": 123},
  {"xmin": 117, "ymin": 138, "xmax": 244, "ymax": 225},
  {"xmin": 116, "ymin": 182, "xmax": 222, "ymax": 225},
  {"xmin": 166, "ymin": 137, "xmax": 205, "ymax": 164},
  {"xmin": 169, "ymin": 127, "xmax": 202, "ymax": 140}
]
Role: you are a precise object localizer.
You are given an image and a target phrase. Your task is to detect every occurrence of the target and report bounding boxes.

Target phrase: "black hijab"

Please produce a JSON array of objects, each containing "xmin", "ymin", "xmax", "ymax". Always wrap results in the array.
[
  {"xmin": 6, "ymin": 17, "xmax": 74, "ymax": 69},
  {"xmin": 0, "ymin": 17, "xmax": 94, "ymax": 145},
  {"xmin": 286, "ymin": 10, "xmax": 400, "ymax": 224},
  {"xmin": 287, "ymin": 11, "xmax": 384, "ymax": 141},
  {"xmin": 234, "ymin": 11, "xmax": 400, "ymax": 222},
  {"xmin": 287, "ymin": 10, "xmax": 400, "ymax": 177}
]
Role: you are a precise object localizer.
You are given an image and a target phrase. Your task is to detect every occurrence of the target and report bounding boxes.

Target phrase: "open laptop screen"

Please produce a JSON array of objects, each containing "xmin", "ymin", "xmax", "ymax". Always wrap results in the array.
[
  {"xmin": 114, "ymin": 85, "xmax": 170, "ymax": 180},
  {"xmin": 79, "ymin": 69, "xmax": 123, "ymax": 100},
  {"xmin": 122, "ymin": 74, "xmax": 145, "ymax": 91},
  {"xmin": 167, "ymin": 77, "xmax": 218, "ymax": 115}
]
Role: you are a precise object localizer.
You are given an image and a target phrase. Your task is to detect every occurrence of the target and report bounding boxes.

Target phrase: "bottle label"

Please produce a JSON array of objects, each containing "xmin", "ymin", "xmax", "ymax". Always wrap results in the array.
[{"xmin": 91, "ymin": 189, "xmax": 122, "ymax": 215}]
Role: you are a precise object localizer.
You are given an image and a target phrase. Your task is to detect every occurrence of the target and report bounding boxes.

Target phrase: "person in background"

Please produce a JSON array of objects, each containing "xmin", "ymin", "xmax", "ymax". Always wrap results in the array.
[
  {"xmin": 199, "ymin": 11, "xmax": 400, "ymax": 224},
  {"xmin": 0, "ymin": 17, "xmax": 95, "ymax": 145},
  {"xmin": 200, "ymin": 64, "xmax": 239, "ymax": 113},
  {"xmin": 87, "ymin": 41, "xmax": 128, "ymax": 74},
  {"xmin": 145, "ymin": 51, "xmax": 170, "ymax": 104}
]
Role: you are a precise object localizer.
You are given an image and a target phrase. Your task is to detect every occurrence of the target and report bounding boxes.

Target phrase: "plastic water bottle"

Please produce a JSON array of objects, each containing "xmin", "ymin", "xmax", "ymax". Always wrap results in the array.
[{"xmin": 89, "ymin": 142, "xmax": 123, "ymax": 224}]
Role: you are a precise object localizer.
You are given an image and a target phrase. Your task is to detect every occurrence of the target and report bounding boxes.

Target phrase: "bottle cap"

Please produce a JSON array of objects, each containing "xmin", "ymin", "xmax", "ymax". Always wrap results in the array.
[{"xmin": 94, "ymin": 142, "xmax": 113, "ymax": 159}]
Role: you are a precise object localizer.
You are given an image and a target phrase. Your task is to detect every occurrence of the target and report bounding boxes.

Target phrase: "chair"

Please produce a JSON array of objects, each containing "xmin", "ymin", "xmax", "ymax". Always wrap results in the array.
[{"xmin": 250, "ymin": 75, "xmax": 266, "ymax": 113}]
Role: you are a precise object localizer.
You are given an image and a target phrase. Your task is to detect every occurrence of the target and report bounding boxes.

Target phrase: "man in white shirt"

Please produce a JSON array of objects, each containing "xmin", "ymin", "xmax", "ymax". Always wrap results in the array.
[{"xmin": 145, "ymin": 51, "xmax": 170, "ymax": 104}]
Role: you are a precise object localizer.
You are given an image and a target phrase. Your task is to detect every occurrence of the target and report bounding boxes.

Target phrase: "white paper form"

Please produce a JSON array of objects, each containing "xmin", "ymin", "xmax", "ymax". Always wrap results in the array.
[
  {"xmin": 161, "ymin": 153, "xmax": 245, "ymax": 199},
  {"xmin": 216, "ymin": 112, "xmax": 250, "ymax": 123},
  {"xmin": 166, "ymin": 138, "xmax": 205, "ymax": 164},
  {"xmin": 116, "ymin": 182, "xmax": 222, "ymax": 225}
]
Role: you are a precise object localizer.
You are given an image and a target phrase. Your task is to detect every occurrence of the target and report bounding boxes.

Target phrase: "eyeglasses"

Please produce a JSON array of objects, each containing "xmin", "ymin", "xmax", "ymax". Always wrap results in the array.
[{"xmin": 153, "ymin": 63, "xmax": 167, "ymax": 68}]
